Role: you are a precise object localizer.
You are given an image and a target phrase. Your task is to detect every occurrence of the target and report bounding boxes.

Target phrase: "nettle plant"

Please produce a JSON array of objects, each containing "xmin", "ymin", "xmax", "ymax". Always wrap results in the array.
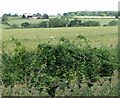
[{"xmin": 2, "ymin": 35, "xmax": 117, "ymax": 96}]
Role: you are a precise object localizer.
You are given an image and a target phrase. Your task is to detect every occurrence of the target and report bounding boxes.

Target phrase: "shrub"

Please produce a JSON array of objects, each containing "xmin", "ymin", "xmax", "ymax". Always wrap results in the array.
[
  {"xmin": 22, "ymin": 14, "xmax": 26, "ymax": 19},
  {"xmin": 2, "ymin": 36, "xmax": 117, "ymax": 96},
  {"xmin": 42, "ymin": 14, "xmax": 49, "ymax": 19},
  {"xmin": 49, "ymin": 18, "xmax": 67, "ymax": 27},
  {"xmin": 68, "ymin": 19, "xmax": 82, "ymax": 27},
  {"xmin": 38, "ymin": 21, "xmax": 48, "ymax": 28},
  {"xmin": 2, "ymin": 15, "xmax": 8, "ymax": 23},
  {"xmin": 83, "ymin": 21, "xmax": 100, "ymax": 26},
  {"xmin": 21, "ymin": 22, "xmax": 30, "ymax": 28}
]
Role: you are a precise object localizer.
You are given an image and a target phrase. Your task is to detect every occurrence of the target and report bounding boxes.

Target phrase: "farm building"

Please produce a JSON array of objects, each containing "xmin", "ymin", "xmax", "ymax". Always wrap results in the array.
[{"xmin": 25, "ymin": 13, "xmax": 42, "ymax": 19}]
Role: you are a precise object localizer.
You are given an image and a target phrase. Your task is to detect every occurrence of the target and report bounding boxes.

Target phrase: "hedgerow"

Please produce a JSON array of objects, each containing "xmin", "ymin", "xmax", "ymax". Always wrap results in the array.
[{"xmin": 2, "ymin": 35, "xmax": 118, "ymax": 96}]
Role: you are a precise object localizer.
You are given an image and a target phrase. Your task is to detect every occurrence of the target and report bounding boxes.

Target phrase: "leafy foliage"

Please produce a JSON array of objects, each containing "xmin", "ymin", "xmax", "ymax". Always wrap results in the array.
[
  {"xmin": 42, "ymin": 14, "xmax": 49, "ymax": 19},
  {"xmin": 2, "ymin": 36, "xmax": 118, "ymax": 96},
  {"xmin": 83, "ymin": 20, "xmax": 100, "ymax": 26},
  {"xmin": 2, "ymin": 15, "xmax": 8, "ymax": 23},
  {"xmin": 68, "ymin": 19, "xmax": 82, "ymax": 27},
  {"xmin": 21, "ymin": 22, "xmax": 30, "ymax": 28},
  {"xmin": 49, "ymin": 18, "xmax": 68, "ymax": 27},
  {"xmin": 22, "ymin": 14, "xmax": 26, "ymax": 19}
]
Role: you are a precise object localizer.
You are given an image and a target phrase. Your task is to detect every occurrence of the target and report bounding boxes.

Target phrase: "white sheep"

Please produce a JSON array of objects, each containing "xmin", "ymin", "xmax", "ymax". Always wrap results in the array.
[{"xmin": 49, "ymin": 36, "xmax": 55, "ymax": 39}]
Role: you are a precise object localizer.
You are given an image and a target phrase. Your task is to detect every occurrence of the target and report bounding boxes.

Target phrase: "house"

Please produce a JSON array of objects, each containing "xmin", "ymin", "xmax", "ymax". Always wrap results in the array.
[
  {"xmin": 27, "ymin": 15, "xmax": 33, "ymax": 18},
  {"xmin": 27, "ymin": 15, "xmax": 42, "ymax": 19}
]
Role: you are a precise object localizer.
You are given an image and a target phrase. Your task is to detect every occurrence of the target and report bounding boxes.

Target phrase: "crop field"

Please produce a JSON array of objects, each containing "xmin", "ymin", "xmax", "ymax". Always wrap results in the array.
[{"xmin": 2, "ymin": 26, "xmax": 118, "ymax": 51}]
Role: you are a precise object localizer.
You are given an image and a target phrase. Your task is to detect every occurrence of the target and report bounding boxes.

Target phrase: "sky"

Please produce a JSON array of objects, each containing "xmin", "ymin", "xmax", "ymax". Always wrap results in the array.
[{"xmin": 0, "ymin": 0, "xmax": 119, "ymax": 16}]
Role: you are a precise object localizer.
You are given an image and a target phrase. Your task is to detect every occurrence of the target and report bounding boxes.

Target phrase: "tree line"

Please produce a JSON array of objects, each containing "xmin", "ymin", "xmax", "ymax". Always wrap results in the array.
[
  {"xmin": 13, "ymin": 18, "xmax": 118, "ymax": 28},
  {"xmin": 2, "ymin": 11, "xmax": 120, "ymax": 19},
  {"xmin": 63, "ymin": 11, "xmax": 119, "ymax": 18}
]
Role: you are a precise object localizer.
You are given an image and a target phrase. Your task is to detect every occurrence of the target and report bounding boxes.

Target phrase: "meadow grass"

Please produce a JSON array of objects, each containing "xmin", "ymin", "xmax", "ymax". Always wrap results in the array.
[
  {"xmin": 8, "ymin": 18, "xmax": 48, "ymax": 27},
  {"xmin": 2, "ymin": 26, "xmax": 118, "ymax": 51}
]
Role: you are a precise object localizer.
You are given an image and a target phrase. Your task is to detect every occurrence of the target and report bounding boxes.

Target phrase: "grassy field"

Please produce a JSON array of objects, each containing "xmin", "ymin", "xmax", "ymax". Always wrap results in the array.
[
  {"xmin": 8, "ymin": 18, "xmax": 48, "ymax": 27},
  {"xmin": 2, "ymin": 26, "xmax": 118, "ymax": 51}
]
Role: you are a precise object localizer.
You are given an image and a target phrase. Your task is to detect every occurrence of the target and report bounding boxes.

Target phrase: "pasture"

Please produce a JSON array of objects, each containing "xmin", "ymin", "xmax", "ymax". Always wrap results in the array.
[{"xmin": 2, "ymin": 26, "xmax": 118, "ymax": 51}]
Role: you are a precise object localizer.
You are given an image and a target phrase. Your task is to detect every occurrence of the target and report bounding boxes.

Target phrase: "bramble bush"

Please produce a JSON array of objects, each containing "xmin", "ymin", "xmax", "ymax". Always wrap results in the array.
[{"xmin": 2, "ymin": 35, "xmax": 118, "ymax": 96}]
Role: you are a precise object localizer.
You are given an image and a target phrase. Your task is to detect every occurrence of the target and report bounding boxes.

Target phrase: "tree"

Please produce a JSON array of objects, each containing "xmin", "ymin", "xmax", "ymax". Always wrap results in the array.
[
  {"xmin": 36, "ymin": 13, "xmax": 42, "ymax": 16},
  {"xmin": 63, "ymin": 13, "xmax": 68, "ymax": 16},
  {"xmin": 12, "ymin": 13, "xmax": 19, "ymax": 17},
  {"xmin": 22, "ymin": 14, "xmax": 26, "ymax": 19},
  {"xmin": 2, "ymin": 15, "xmax": 8, "ymax": 23},
  {"xmin": 3, "ymin": 13, "xmax": 11, "ymax": 17},
  {"xmin": 33, "ymin": 13, "xmax": 42, "ymax": 17},
  {"xmin": 63, "ymin": 13, "xmax": 71, "ymax": 18},
  {"xmin": 38, "ymin": 21, "xmax": 48, "ymax": 28},
  {"xmin": 21, "ymin": 22, "xmax": 30, "ymax": 28},
  {"xmin": 42, "ymin": 14, "xmax": 49, "ymax": 19},
  {"xmin": 83, "ymin": 21, "xmax": 100, "ymax": 26},
  {"xmin": 68, "ymin": 19, "xmax": 82, "ymax": 27},
  {"xmin": 49, "ymin": 18, "xmax": 67, "ymax": 27}
]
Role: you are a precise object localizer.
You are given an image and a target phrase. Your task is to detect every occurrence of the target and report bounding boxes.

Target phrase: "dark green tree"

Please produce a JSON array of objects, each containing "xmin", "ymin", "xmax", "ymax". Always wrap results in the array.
[
  {"xmin": 49, "ymin": 18, "xmax": 67, "ymax": 27},
  {"xmin": 42, "ymin": 14, "xmax": 49, "ymax": 19},
  {"xmin": 68, "ymin": 19, "xmax": 82, "ymax": 27},
  {"xmin": 83, "ymin": 21, "xmax": 100, "ymax": 26},
  {"xmin": 22, "ymin": 14, "xmax": 26, "ymax": 19},
  {"xmin": 2, "ymin": 15, "xmax": 8, "ymax": 23},
  {"xmin": 21, "ymin": 22, "xmax": 30, "ymax": 28},
  {"xmin": 38, "ymin": 21, "xmax": 48, "ymax": 28},
  {"xmin": 12, "ymin": 13, "xmax": 19, "ymax": 17}
]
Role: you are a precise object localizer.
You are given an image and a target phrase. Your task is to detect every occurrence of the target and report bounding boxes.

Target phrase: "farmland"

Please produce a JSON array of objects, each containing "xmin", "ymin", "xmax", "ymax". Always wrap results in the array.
[
  {"xmin": 1, "ymin": 17, "xmax": 119, "ymax": 96},
  {"xmin": 2, "ymin": 26, "xmax": 118, "ymax": 51}
]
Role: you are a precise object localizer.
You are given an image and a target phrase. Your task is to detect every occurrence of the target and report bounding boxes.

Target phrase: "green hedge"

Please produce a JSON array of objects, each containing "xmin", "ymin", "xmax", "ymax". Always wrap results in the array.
[{"xmin": 2, "ymin": 36, "xmax": 118, "ymax": 96}]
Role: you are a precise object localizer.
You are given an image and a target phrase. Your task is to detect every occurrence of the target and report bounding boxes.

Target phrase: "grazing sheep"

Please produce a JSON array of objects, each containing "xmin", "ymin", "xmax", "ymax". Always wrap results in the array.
[{"xmin": 50, "ymin": 36, "xmax": 55, "ymax": 39}]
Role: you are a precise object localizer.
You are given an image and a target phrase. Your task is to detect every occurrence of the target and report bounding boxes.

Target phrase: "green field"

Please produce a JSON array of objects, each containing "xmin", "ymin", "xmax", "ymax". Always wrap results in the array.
[
  {"xmin": 2, "ymin": 26, "xmax": 118, "ymax": 51},
  {"xmin": 8, "ymin": 18, "xmax": 48, "ymax": 27}
]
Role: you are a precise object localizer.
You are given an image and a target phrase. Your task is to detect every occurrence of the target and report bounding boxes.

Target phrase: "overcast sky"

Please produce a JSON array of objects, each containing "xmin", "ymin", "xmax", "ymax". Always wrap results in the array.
[{"xmin": 0, "ymin": 0, "xmax": 119, "ymax": 16}]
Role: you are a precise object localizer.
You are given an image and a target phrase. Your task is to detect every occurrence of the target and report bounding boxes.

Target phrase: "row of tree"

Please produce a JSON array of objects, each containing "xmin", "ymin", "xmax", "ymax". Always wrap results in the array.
[
  {"xmin": 22, "ymin": 13, "xmax": 49, "ymax": 19},
  {"xmin": 21, "ymin": 18, "xmax": 100, "ymax": 28},
  {"xmin": 63, "ymin": 11, "xmax": 119, "ymax": 17},
  {"xmin": 20, "ymin": 18, "xmax": 117, "ymax": 28},
  {"xmin": 2, "ymin": 11, "xmax": 120, "ymax": 18}
]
